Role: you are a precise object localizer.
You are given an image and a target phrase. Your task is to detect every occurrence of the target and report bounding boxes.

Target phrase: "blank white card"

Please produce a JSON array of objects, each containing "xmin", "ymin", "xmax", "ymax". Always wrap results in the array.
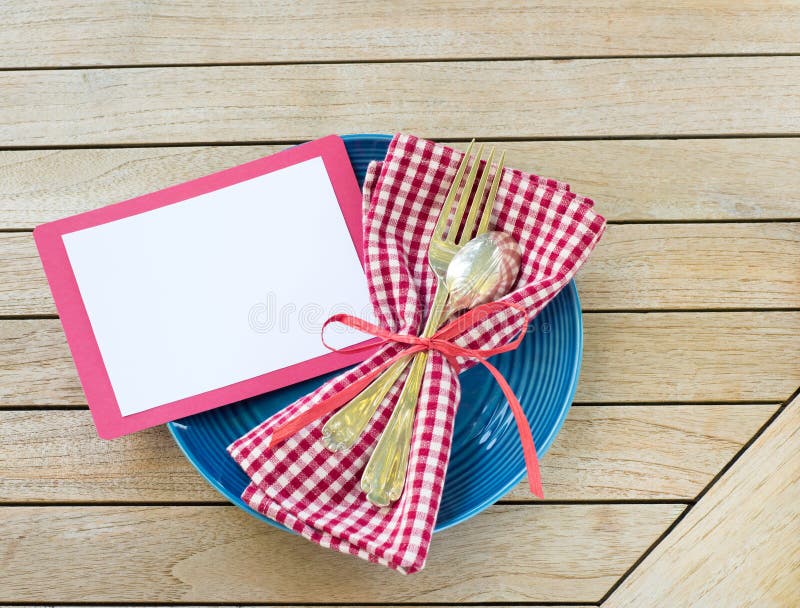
[{"xmin": 62, "ymin": 157, "xmax": 373, "ymax": 416}]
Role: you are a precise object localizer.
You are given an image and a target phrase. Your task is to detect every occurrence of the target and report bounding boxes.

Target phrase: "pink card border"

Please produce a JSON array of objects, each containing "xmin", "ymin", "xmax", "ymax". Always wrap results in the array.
[{"xmin": 34, "ymin": 135, "xmax": 376, "ymax": 439}]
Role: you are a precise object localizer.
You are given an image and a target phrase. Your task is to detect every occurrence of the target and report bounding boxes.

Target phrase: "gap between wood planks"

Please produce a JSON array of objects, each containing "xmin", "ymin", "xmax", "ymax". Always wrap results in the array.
[
  {"xmin": 0, "ymin": 499, "xmax": 690, "ymax": 508},
  {"xmin": 0, "ymin": 601, "xmax": 599, "ymax": 608},
  {"xmin": 0, "ymin": 601, "xmax": 600, "ymax": 608},
  {"xmin": 3, "ymin": 133, "xmax": 800, "ymax": 152},
  {"xmin": 0, "ymin": 400, "xmax": 782, "ymax": 410},
  {"xmin": 596, "ymin": 382, "xmax": 800, "ymax": 605},
  {"xmin": 5, "ymin": 220, "xmax": 800, "ymax": 230},
  {"xmin": 1, "ymin": 51, "xmax": 799, "ymax": 72},
  {"xmin": 4, "ymin": 310, "xmax": 799, "ymax": 321},
  {"xmin": 0, "ymin": 307, "xmax": 773, "ymax": 318}
]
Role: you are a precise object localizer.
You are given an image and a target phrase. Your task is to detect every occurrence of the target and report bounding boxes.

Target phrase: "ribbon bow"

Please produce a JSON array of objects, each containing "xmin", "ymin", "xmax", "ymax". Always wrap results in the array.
[{"xmin": 269, "ymin": 301, "xmax": 543, "ymax": 498}]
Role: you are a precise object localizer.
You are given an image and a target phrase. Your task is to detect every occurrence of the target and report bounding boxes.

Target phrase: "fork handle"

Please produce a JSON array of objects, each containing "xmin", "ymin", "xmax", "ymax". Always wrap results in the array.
[{"xmin": 360, "ymin": 283, "xmax": 450, "ymax": 506}]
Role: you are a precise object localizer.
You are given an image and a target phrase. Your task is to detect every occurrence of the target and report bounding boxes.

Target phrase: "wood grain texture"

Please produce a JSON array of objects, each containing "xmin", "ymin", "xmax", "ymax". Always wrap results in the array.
[
  {"xmin": 2, "ymin": 58, "xmax": 800, "ymax": 146},
  {"xmin": 578, "ymin": 223, "xmax": 800, "ymax": 311},
  {"xmin": 0, "ymin": 233, "xmax": 49, "ymax": 317},
  {"xmin": 0, "ymin": 4, "xmax": 797, "ymax": 605},
  {"xmin": 3, "ymin": 1, "xmax": 799, "ymax": 67},
  {"xmin": 0, "ymin": 409, "xmax": 216, "ymax": 503},
  {"xmin": 5, "ymin": 223, "xmax": 800, "ymax": 315},
  {"xmin": 505, "ymin": 403, "xmax": 777, "ymax": 501},
  {"xmin": 606, "ymin": 394, "xmax": 800, "ymax": 608},
  {"xmin": 0, "ymin": 405, "xmax": 776, "ymax": 503},
  {"xmin": 0, "ymin": 503, "xmax": 682, "ymax": 603},
  {"xmin": 577, "ymin": 312, "xmax": 800, "ymax": 403},
  {"xmin": 2, "ymin": 313, "xmax": 798, "ymax": 406},
  {"xmin": 3, "ymin": 139, "xmax": 800, "ymax": 229}
]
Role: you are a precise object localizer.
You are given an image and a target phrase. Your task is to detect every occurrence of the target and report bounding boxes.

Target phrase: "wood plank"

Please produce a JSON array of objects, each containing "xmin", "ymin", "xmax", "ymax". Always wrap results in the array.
[
  {"xmin": 6, "ymin": 223, "xmax": 800, "ymax": 316},
  {"xmin": 3, "ymin": 1, "xmax": 799, "ymax": 68},
  {"xmin": 578, "ymin": 223, "xmax": 800, "ymax": 311},
  {"xmin": 0, "ymin": 503, "xmax": 682, "ymax": 603},
  {"xmin": 605, "ymin": 394, "xmax": 800, "ymax": 607},
  {"xmin": 0, "ymin": 146, "xmax": 286, "ymax": 229},
  {"xmin": 0, "ymin": 405, "xmax": 775, "ymax": 503},
  {"xmin": 4, "ymin": 139, "xmax": 800, "ymax": 228},
  {"xmin": 577, "ymin": 312, "xmax": 800, "ymax": 403},
  {"xmin": 2, "ymin": 313, "xmax": 798, "ymax": 406},
  {"xmin": 0, "ymin": 410, "xmax": 217, "ymax": 503},
  {"xmin": 0, "ymin": 233, "xmax": 48, "ymax": 316},
  {"xmin": 2, "ymin": 58, "xmax": 800, "ymax": 146},
  {"xmin": 0, "ymin": 320, "xmax": 83, "ymax": 406},
  {"xmin": 505, "ymin": 404, "xmax": 777, "ymax": 501}
]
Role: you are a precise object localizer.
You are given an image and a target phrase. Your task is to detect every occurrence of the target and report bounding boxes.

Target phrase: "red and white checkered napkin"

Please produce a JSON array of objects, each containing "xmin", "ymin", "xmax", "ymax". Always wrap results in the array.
[{"xmin": 228, "ymin": 133, "xmax": 606, "ymax": 573}]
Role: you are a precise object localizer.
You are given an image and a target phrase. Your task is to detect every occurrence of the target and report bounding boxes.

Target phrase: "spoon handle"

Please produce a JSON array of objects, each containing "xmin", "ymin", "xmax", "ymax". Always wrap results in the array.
[
  {"xmin": 360, "ymin": 283, "xmax": 450, "ymax": 506},
  {"xmin": 360, "ymin": 351, "xmax": 429, "ymax": 506}
]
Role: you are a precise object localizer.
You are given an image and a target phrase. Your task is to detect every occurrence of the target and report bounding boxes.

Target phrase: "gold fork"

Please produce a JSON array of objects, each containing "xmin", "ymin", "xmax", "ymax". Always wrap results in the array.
[
  {"xmin": 360, "ymin": 145, "xmax": 506, "ymax": 506},
  {"xmin": 322, "ymin": 141, "xmax": 478, "ymax": 452}
]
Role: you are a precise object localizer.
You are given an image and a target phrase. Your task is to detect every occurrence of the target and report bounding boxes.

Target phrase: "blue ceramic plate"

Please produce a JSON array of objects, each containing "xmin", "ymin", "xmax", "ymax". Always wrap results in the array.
[{"xmin": 168, "ymin": 134, "xmax": 583, "ymax": 531}]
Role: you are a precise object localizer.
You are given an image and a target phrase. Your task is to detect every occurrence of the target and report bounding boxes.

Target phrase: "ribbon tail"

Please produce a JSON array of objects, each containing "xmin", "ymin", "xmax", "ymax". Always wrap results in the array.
[{"xmin": 480, "ymin": 358, "xmax": 544, "ymax": 498}]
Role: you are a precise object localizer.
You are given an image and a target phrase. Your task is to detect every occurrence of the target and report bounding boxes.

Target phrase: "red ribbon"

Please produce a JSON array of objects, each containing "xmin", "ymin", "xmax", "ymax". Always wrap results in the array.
[{"xmin": 269, "ymin": 301, "xmax": 544, "ymax": 498}]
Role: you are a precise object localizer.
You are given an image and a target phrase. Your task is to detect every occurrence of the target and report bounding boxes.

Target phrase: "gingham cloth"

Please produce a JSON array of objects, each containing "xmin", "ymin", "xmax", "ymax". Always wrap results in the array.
[{"xmin": 228, "ymin": 134, "xmax": 606, "ymax": 573}]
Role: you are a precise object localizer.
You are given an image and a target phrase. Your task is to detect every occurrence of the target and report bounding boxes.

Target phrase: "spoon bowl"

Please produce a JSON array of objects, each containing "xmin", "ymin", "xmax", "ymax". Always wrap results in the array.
[{"xmin": 445, "ymin": 230, "xmax": 522, "ymax": 314}]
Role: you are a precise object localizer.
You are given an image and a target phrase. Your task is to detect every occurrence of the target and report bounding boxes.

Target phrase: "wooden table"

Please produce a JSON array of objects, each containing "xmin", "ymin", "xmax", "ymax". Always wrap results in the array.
[{"xmin": 1, "ymin": 3, "xmax": 798, "ymax": 606}]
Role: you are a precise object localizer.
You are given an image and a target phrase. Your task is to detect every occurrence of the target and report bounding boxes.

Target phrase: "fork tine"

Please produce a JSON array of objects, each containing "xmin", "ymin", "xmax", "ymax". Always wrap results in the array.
[
  {"xmin": 432, "ymin": 140, "xmax": 474, "ymax": 240},
  {"xmin": 477, "ymin": 150, "xmax": 505, "ymax": 235},
  {"xmin": 458, "ymin": 146, "xmax": 495, "ymax": 244},
  {"xmin": 446, "ymin": 144, "xmax": 484, "ymax": 243}
]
